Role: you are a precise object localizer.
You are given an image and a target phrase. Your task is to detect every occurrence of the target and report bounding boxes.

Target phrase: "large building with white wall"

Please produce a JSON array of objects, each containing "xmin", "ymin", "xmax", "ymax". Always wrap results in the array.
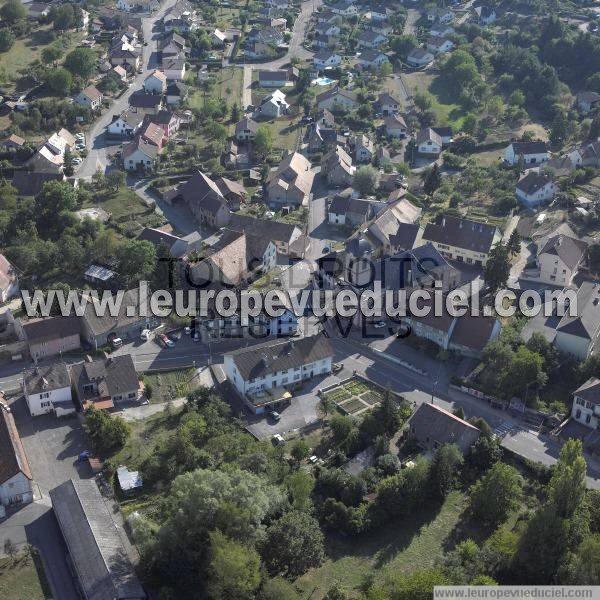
[{"xmin": 22, "ymin": 363, "xmax": 74, "ymax": 417}]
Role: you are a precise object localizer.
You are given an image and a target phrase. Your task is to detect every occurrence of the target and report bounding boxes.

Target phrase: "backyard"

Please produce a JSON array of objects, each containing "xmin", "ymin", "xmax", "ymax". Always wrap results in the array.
[
  {"xmin": 142, "ymin": 368, "xmax": 200, "ymax": 403},
  {"xmin": 295, "ymin": 491, "xmax": 469, "ymax": 598},
  {"xmin": 322, "ymin": 377, "xmax": 387, "ymax": 416},
  {"xmin": 0, "ymin": 551, "xmax": 51, "ymax": 600}
]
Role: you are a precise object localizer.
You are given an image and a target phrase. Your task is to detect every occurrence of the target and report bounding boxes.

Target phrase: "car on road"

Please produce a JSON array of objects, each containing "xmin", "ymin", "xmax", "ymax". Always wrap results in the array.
[
  {"xmin": 111, "ymin": 337, "xmax": 123, "ymax": 348},
  {"xmin": 269, "ymin": 411, "xmax": 281, "ymax": 422},
  {"xmin": 141, "ymin": 329, "xmax": 150, "ymax": 340},
  {"xmin": 168, "ymin": 331, "xmax": 181, "ymax": 342},
  {"xmin": 373, "ymin": 321, "xmax": 386, "ymax": 328},
  {"xmin": 139, "ymin": 398, "xmax": 150, "ymax": 405},
  {"xmin": 184, "ymin": 326, "xmax": 191, "ymax": 335},
  {"xmin": 332, "ymin": 362, "xmax": 343, "ymax": 373},
  {"xmin": 158, "ymin": 333, "xmax": 174, "ymax": 348},
  {"xmin": 71, "ymin": 157, "xmax": 83, "ymax": 165},
  {"xmin": 192, "ymin": 332, "xmax": 201, "ymax": 342}
]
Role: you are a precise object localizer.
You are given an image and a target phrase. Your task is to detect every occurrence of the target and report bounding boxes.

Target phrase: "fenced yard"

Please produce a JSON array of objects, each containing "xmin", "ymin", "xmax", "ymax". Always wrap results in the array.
[{"xmin": 322, "ymin": 376, "xmax": 385, "ymax": 416}]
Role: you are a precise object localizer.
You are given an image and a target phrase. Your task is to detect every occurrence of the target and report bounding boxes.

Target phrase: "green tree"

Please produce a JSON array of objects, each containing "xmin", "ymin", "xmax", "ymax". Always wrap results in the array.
[
  {"xmin": 259, "ymin": 578, "xmax": 301, "ymax": 600},
  {"xmin": 563, "ymin": 535, "xmax": 600, "ymax": 584},
  {"xmin": 52, "ymin": 4, "xmax": 75, "ymax": 31},
  {"xmin": 0, "ymin": 28, "xmax": 15, "ymax": 53},
  {"xmin": 428, "ymin": 444, "xmax": 464, "ymax": 500},
  {"xmin": 254, "ymin": 125, "xmax": 273, "ymax": 158},
  {"xmin": 483, "ymin": 244, "xmax": 510, "ymax": 293},
  {"xmin": 106, "ymin": 169, "xmax": 126, "ymax": 191},
  {"xmin": 0, "ymin": 0, "xmax": 26, "ymax": 24},
  {"xmin": 261, "ymin": 511, "xmax": 325, "ymax": 577},
  {"xmin": 508, "ymin": 89, "xmax": 525, "ymax": 107},
  {"xmin": 84, "ymin": 405, "xmax": 131, "ymax": 454},
  {"xmin": 353, "ymin": 165, "xmax": 378, "ymax": 195},
  {"xmin": 230, "ymin": 102, "xmax": 240, "ymax": 123},
  {"xmin": 467, "ymin": 435, "xmax": 501, "ymax": 474},
  {"xmin": 422, "ymin": 163, "xmax": 441, "ymax": 195},
  {"xmin": 550, "ymin": 112, "xmax": 569, "ymax": 147},
  {"xmin": 117, "ymin": 239, "xmax": 157, "ymax": 284},
  {"xmin": 329, "ymin": 414, "xmax": 353, "ymax": 446},
  {"xmin": 284, "ymin": 470, "xmax": 314, "ymax": 511},
  {"xmin": 506, "ymin": 229, "xmax": 521, "ymax": 255},
  {"xmin": 501, "ymin": 346, "xmax": 547, "ymax": 402},
  {"xmin": 47, "ymin": 68, "xmax": 73, "ymax": 95},
  {"xmin": 470, "ymin": 462, "xmax": 523, "ymax": 527},
  {"xmin": 64, "ymin": 47, "xmax": 96, "ymax": 79},
  {"xmin": 377, "ymin": 568, "xmax": 452, "ymax": 600},
  {"xmin": 41, "ymin": 45, "xmax": 63, "ymax": 66},
  {"xmin": 290, "ymin": 439, "xmax": 310, "ymax": 464},
  {"xmin": 208, "ymin": 531, "xmax": 262, "ymax": 600},
  {"xmin": 548, "ymin": 439, "xmax": 587, "ymax": 520},
  {"xmin": 462, "ymin": 114, "xmax": 478, "ymax": 135},
  {"xmin": 414, "ymin": 92, "xmax": 432, "ymax": 112}
]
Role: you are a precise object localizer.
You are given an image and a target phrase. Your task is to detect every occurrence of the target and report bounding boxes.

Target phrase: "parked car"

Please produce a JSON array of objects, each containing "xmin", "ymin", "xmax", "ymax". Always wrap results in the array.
[
  {"xmin": 332, "ymin": 362, "xmax": 343, "ymax": 373},
  {"xmin": 184, "ymin": 326, "xmax": 191, "ymax": 335},
  {"xmin": 71, "ymin": 157, "xmax": 83, "ymax": 165},
  {"xmin": 168, "ymin": 331, "xmax": 181, "ymax": 342},
  {"xmin": 158, "ymin": 333, "xmax": 174, "ymax": 348},
  {"xmin": 272, "ymin": 433, "xmax": 285, "ymax": 446},
  {"xmin": 141, "ymin": 329, "xmax": 150, "ymax": 340},
  {"xmin": 269, "ymin": 411, "xmax": 281, "ymax": 422},
  {"xmin": 111, "ymin": 337, "xmax": 122, "ymax": 348},
  {"xmin": 373, "ymin": 321, "xmax": 386, "ymax": 329},
  {"xmin": 77, "ymin": 450, "xmax": 92, "ymax": 462}
]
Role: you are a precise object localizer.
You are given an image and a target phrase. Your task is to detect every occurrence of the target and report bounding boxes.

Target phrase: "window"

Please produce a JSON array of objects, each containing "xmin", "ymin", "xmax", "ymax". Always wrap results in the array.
[
  {"xmin": 586, "ymin": 414, "xmax": 592, "ymax": 424},
  {"xmin": 576, "ymin": 409, "xmax": 581, "ymax": 419},
  {"xmin": 39, "ymin": 392, "xmax": 50, "ymax": 399},
  {"xmin": 41, "ymin": 401, "xmax": 51, "ymax": 408}
]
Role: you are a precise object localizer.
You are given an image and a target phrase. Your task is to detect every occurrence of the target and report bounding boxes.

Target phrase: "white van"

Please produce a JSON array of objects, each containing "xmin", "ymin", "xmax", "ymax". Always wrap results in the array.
[{"xmin": 111, "ymin": 337, "xmax": 123, "ymax": 348}]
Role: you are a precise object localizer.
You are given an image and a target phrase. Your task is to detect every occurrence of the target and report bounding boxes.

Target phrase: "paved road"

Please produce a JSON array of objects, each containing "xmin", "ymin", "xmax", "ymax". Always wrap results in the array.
[
  {"xmin": 240, "ymin": 0, "xmax": 323, "ymax": 110},
  {"xmin": 78, "ymin": 0, "xmax": 179, "ymax": 179}
]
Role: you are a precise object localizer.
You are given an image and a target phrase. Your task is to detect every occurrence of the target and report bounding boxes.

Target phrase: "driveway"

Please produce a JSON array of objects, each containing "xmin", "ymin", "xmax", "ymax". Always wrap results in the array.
[{"xmin": 77, "ymin": 0, "xmax": 179, "ymax": 179}]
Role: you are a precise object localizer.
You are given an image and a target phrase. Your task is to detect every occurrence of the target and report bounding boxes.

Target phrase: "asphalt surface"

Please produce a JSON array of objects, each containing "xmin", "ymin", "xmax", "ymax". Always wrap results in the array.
[{"xmin": 77, "ymin": 0, "xmax": 179, "ymax": 179}]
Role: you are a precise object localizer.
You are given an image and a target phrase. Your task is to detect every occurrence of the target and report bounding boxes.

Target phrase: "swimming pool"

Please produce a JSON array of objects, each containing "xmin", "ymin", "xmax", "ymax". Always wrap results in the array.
[{"xmin": 314, "ymin": 77, "xmax": 336, "ymax": 86}]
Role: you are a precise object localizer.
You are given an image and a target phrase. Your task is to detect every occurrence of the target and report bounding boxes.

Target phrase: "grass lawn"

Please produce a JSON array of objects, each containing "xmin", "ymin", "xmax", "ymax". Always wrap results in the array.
[
  {"xmin": 295, "ymin": 491, "xmax": 468, "ymax": 598},
  {"xmin": 189, "ymin": 66, "xmax": 244, "ymax": 116},
  {"xmin": 84, "ymin": 187, "xmax": 166, "ymax": 239},
  {"xmin": 0, "ymin": 26, "xmax": 85, "ymax": 91},
  {"xmin": 142, "ymin": 368, "xmax": 200, "ymax": 403},
  {"xmin": 0, "ymin": 552, "xmax": 52, "ymax": 600}
]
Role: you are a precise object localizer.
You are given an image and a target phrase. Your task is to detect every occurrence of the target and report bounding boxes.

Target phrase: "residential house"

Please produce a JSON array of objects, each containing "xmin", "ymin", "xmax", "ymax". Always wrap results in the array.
[
  {"xmin": 123, "ymin": 137, "xmax": 159, "ymax": 171},
  {"xmin": 27, "ymin": 3, "xmax": 49, "ymax": 19},
  {"xmin": 0, "ymin": 403, "xmax": 33, "ymax": 507},
  {"xmin": 331, "ymin": 1, "xmax": 358, "ymax": 17},
  {"xmin": 365, "ymin": 199, "xmax": 422, "ymax": 253},
  {"xmin": 416, "ymin": 128, "xmax": 443, "ymax": 157},
  {"xmin": 421, "ymin": 214, "xmax": 501, "ymax": 266},
  {"xmin": 504, "ymin": 140, "xmax": 549, "ymax": 166},
  {"xmin": 570, "ymin": 378, "xmax": 600, "ymax": 432},
  {"xmin": 474, "ymin": 5, "xmax": 496, "ymax": 25},
  {"xmin": 358, "ymin": 49, "xmax": 389, "ymax": 69},
  {"xmin": 137, "ymin": 227, "xmax": 202, "ymax": 258},
  {"xmin": 174, "ymin": 170, "xmax": 232, "ymax": 227},
  {"xmin": 245, "ymin": 41, "xmax": 275, "ymax": 59},
  {"xmin": 577, "ymin": 92, "xmax": 600, "ymax": 115},
  {"xmin": 433, "ymin": 126, "xmax": 454, "ymax": 145},
  {"xmin": 0, "ymin": 134, "xmax": 25, "ymax": 153},
  {"xmin": 216, "ymin": 177, "xmax": 247, "ymax": 209},
  {"xmin": 75, "ymin": 86, "xmax": 103, "ymax": 111},
  {"xmin": 316, "ymin": 11, "xmax": 339, "ymax": 24},
  {"xmin": 307, "ymin": 123, "xmax": 345, "ymax": 152},
  {"xmin": 427, "ymin": 7, "xmax": 454, "ymax": 23},
  {"xmin": 554, "ymin": 282, "xmax": 600, "ymax": 360},
  {"xmin": 23, "ymin": 316, "xmax": 81, "ymax": 361},
  {"xmin": 0, "ymin": 254, "xmax": 19, "ymax": 302},
  {"xmin": 129, "ymin": 91, "xmax": 163, "ymax": 115},
  {"xmin": 406, "ymin": 47, "xmax": 434, "ymax": 67},
  {"xmin": 11, "ymin": 172, "xmax": 65, "ymax": 197},
  {"xmin": 143, "ymin": 69, "xmax": 167, "ymax": 94},
  {"xmin": 258, "ymin": 68, "xmax": 298, "ymax": 88},
  {"xmin": 357, "ymin": 30, "xmax": 387, "ymax": 49},
  {"xmin": 328, "ymin": 195, "xmax": 376, "ymax": 226},
  {"xmin": 109, "ymin": 47, "xmax": 141, "ymax": 70},
  {"xmin": 235, "ymin": 117, "xmax": 258, "ymax": 142},
  {"xmin": 431, "ymin": 24, "xmax": 455, "ymax": 37},
  {"xmin": 369, "ymin": 4, "xmax": 389, "ymax": 21},
  {"xmin": 148, "ymin": 110, "xmax": 180, "ymax": 139},
  {"xmin": 140, "ymin": 120, "xmax": 164, "ymax": 149},
  {"xmin": 322, "ymin": 145, "xmax": 355, "ymax": 187},
  {"xmin": 70, "ymin": 354, "xmax": 139, "ymax": 410},
  {"xmin": 224, "ymin": 335, "xmax": 334, "ymax": 414},
  {"xmin": 27, "ymin": 129, "xmax": 75, "ymax": 174},
  {"xmin": 408, "ymin": 402, "xmax": 481, "ymax": 454},
  {"xmin": 314, "ymin": 33, "xmax": 335, "ymax": 49},
  {"xmin": 316, "ymin": 108, "xmax": 335, "ymax": 128},
  {"xmin": 316, "ymin": 87, "xmax": 359, "ymax": 112},
  {"xmin": 315, "ymin": 22, "xmax": 340, "ymax": 37},
  {"xmin": 228, "ymin": 213, "xmax": 303, "ymax": 256},
  {"xmin": 266, "ymin": 152, "xmax": 314, "ymax": 208},
  {"xmin": 162, "ymin": 56, "xmax": 186, "ymax": 81},
  {"xmin": 110, "ymin": 65, "xmax": 128, "ymax": 82},
  {"xmin": 516, "ymin": 172, "xmax": 557, "ymax": 207},
  {"xmin": 160, "ymin": 32, "xmax": 189, "ymax": 57},
  {"xmin": 426, "ymin": 36, "xmax": 454, "ymax": 54},
  {"xmin": 166, "ymin": 81, "xmax": 188, "ymax": 106},
  {"xmin": 81, "ymin": 289, "xmax": 158, "ymax": 349},
  {"xmin": 50, "ymin": 479, "xmax": 147, "ymax": 600},
  {"xmin": 313, "ymin": 50, "xmax": 342, "ymax": 70},
  {"xmin": 567, "ymin": 138, "xmax": 600, "ymax": 168},
  {"xmin": 257, "ymin": 89, "xmax": 289, "ymax": 118},
  {"xmin": 247, "ymin": 25, "xmax": 284, "ymax": 46},
  {"xmin": 353, "ymin": 134, "xmax": 375, "ymax": 163},
  {"xmin": 375, "ymin": 92, "xmax": 401, "ymax": 116},
  {"xmin": 22, "ymin": 363, "xmax": 73, "ymax": 417},
  {"xmin": 107, "ymin": 110, "xmax": 144, "ymax": 137},
  {"xmin": 531, "ymin": 226, "xmax": 588, "ymax": 286},
  {"xmin": 383, "ymin": 114, "xmax": 407, "ymax": 138},
  {"xmin": 211, "ymin": 28, "xmax": 227, "ymax": 46}
]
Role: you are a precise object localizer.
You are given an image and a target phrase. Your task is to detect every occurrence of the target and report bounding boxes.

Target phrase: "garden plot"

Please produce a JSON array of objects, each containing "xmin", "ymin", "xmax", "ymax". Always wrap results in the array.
[{"xmin": 324, "ymin": 377, "xmax": 384, "ymax": 416}]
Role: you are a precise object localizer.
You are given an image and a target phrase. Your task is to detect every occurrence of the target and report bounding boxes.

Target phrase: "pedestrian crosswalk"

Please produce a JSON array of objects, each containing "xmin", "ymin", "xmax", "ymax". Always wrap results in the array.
[{"xmin": 493, "ymin": 421, "xmax": 523, "ymax": 438}]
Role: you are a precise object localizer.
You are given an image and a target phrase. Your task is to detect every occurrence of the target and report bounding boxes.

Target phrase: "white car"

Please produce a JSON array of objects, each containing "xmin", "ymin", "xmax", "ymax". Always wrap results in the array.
[
  {"xmin": 75, "ymin": 132, "xmax": 85, "ymax": 139},
  {"xmin": 75, "ymin": 143, "xmax": 85, "ymax": 151},
  {"xmin": 71, "ymin": 157, "xmax": 83, "ymax": 165},
  {"xmin": 141, "ymin": 329, "xmax": 150, "ymax": 340},
  {"xmin": 373, "ymin": 321, "xmax": 386, "ymax": 328}
]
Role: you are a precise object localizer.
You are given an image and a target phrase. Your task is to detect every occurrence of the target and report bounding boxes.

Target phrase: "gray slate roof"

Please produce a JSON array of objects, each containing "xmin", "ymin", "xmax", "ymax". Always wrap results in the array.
[
  {"xmin": 557, "ymin": 282, "xmax": 600, "ymax": 340},
  {"xmin": 227, "ymin": 335, "xmax": 334, "ymax": 381},
  {"xmin": 23, "ymin": 362, "xmax": 70, "ymax": 395},
  {"xmin": 408, "ymin": 402, "xmax": 481, "ymax": 447},
  {"xmin": 50, "ymin": 479, "xmax": 146, "ymax": 600},
  {"xmin": 574, "ymin": 377, "xmax": 600, "ymax": 405},
  {"xmin": 539, "ymin": 234, "xmax": 587, "ymax": 271},
  {"xmin": 422, "ymin": 215, "xmax": 498, "ymax": 255}
]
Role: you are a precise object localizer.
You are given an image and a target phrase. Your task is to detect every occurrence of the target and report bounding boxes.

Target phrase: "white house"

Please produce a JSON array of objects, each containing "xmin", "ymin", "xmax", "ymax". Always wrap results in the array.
[
  {"xmin": 554, "ymin": 283, "xmax": 600, "ymax": 360},
  {"xmin": 22, "ymin": 363, "xmax": 74, "ymax": 417},
  {"xmin": 331, "ymin": 1, "xmax": 358, "ymax": 16},
  {"xmin": 123, "ymin": 137, "xmax": 159, "ymax": 171},
  {"xmin": 162, "ymin": 56, "xmax": 186, "ymax": 81},
  {"xmin": 416, "ymin": 128, "xmax": 443, "ymax": 156},
  {"xmin": 224, "ymin": 335, "xmax": 334, "ymax": 414},
  {"xmin": 353, "ymin": 133, "xmax": 374, "ymax": 163},
  {"xmin": 316, "ymin": 87, "xmax": 358, "ymax": 111},
  {"xmin": 406, "ymin": 47, "xmax": 434, "ymax": 67},
  {"xmin": 75, "ymin": 86, "xmax": 103, "ymax": 111},
  {"xmin": 107, "ymin": 111, "xmax": 144, "ymax": 137},
  {"xmin": 0, "ymin": 254, "xmax": 19, "ymax": 302},
  {"xmin": 144, "ymin": 69, "xmax": 167, "ymax": 94},
  {"xmin": 210, "ymin": 28, "xmax": 227, "ymax": 46},
  {"xmin": 357, "ymin": 30, "xmax": 387, "ymax": 49},
  {"xmin": 426, "ymin": 36, "xmax": 454, "ymax": 54},
  {"xmin": 257, "ymin": 89, "xmax": 289, "ymax": 118},
  {"xmin": 516, "ymin": 172, "xmax": 557, "ymax": 207},
  {"xmin": 504, "ymin": 140, "xmax": 549, "ymax": 166},
  {"xmin": 358, "ymin": 49, "xmax": 389, "ymax": 69},
  {"xmin": 571, "ymin": 378, "xmax": 600, "ymax": 431},
  {"xmin": 384, "ymin": 114, "xmax": 407, "ymax": 138},
  {"xmin": 313, "ymin": 50, "xmax": 342, "ymax": 70},
  {"xmin": 428, "ymin": 7, "xmax": 454, "ymax": 23},
  {"xmin": 0, "ymin": 402, "xmax": 33, "ymax": 507},
  {"xmin": 533, "ymin": 227, "xmax": 588, "ymax": 287}
]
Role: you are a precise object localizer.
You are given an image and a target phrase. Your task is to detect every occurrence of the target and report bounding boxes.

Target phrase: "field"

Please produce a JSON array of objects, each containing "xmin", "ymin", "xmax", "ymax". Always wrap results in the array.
[
  {"xmin": 189, "ymin": 66, "xmax": 244, "ymax": 121},
  {"xmin": 0, "ymin": 552, "xmax": 52, "ymax": 600},
  {"xmin": 83, "ymin": 187, "xmax": 166, "ymax": 239},
  {"xmin": 142, "ymin": 368, "xmax": 200, "ymax": 403},
  {"xmin": 296, "ymin": 491, "xmax": 468, "ymax": 598}
]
